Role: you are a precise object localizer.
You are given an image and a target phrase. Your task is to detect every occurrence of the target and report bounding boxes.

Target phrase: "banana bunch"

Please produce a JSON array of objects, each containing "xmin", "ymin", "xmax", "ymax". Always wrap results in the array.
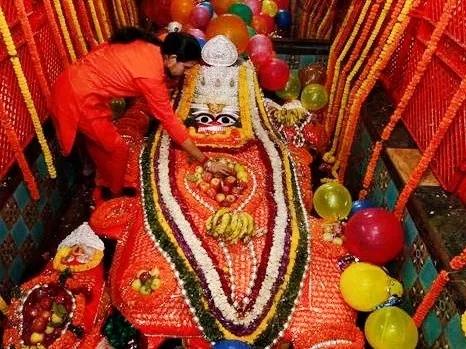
[
  {"xmin": 273, "ymin": 106, "xmax": 306, "ymax": 126},
  {"xmin": 206, "ymin": 208, "xmax": 256, "ymax": 244}
]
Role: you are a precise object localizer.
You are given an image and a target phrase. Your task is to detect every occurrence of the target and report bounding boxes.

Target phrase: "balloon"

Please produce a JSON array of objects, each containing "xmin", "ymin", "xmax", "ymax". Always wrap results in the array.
[
  {"xmin": 199, "ymin": 1, "xmax": 214, "ymax": 16},
  {"xmin": 261, "ymin": 0, "xmax": 278, "ymax": 17},
  {"xmin": 301, "ymin": 83, "xmax": 328, "ymax": 111},
  {"xmin": 190, "ymin": 5, "xmax": 211, "ymax": 28},
  {"xmin": 228, "ymin": 3, "xmax": 253, "ymax": 25},
  {"xmin": 206, "ymin": 14, "xmax": 250, "ymax": 54},
  {"xmin": 213, "ymin": 340, "xmax": 253, "ymax": 349},
  {"xmin": 276, "ymin": 72, "xmax": 301, "ymax": 100},
  {"xmin": 246, "ymin": 34, "xmax": 273, "ymax": 66},
  {"xmin": 247, "ymin": 25, "xmax": 256, "ymax": 37},
  {"xmin": 197, "ymin": 38, "xmax": 206, "ymax": 47},
  {"xmin": 187, "ymin": 28, "xmax": 206, "ymax": 39},
  {"xmin": 365, "ymin": 307, "xmax": 418, "ymax": 349},
  {"xmin": 212, "ymin": 0, "xmax": 237, "ymax": 15},
  {"xmin": 277, "ymin": 0, "xmax": 289, "ymax": 10},
  {"xmin": 299, "ymin": 63, "xmax": 327, "ymax": 85},
  {"xmin": 251, "ymin": 14, "xmax": 273, "ymax": 34},
  {"xmin": 344, "ymin": 208, "xmax": 404, "ymax": 265},
  {"xmin": 313, "ymin": 182, "xmax": 352, "ymax": 221},
  {"xmin": 244, "ymin": 0, "xmax": 261, "ymax": 16},
  {"xmin": 141, "ymin": 0, "xmax": 172, "ymax": 26},
  {"xmin": 340, "ymin": 262, "xmax": 403, "ymax": 312},
  {"xmin": 170, "ymin": 0, "xmax": 195, "ymax": 24},
  {"xmin": 276, "ymin": 9, "xmax": 292, "ymax": 27},
  {"xmin": 350, "ymin": 199, "xmax": 375, "ymax": 216},
  {"xmin": 258, "ymin": 58, "xmax": 290, "ymax": 91}
]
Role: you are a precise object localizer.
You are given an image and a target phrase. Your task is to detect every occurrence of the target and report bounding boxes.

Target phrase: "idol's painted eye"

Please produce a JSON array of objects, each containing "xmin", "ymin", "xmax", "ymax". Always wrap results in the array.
[
  {"xmin": 192, "ymin": 111, "xmax": 215, "ymax": 125},
  {"xmin": 216, "ymin": 112, "xmax": 239, "ymax": 126}
]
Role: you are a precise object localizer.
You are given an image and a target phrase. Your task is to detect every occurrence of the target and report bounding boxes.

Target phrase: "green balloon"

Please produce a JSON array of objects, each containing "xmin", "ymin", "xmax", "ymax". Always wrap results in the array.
[
  {"xmin": 301, "ymin": 83, "xmax": 328, "ymax": 111},
  {"xmin": 228, "ymin": 3, "xmax": 253, "ymax": 25},
  {"xmin": 276, "ymin": 72, "xmax": 301, "ymax": 101},
  {"xmin": 247, "ymin": 25, "xmax": 256, "ymax": 38}
]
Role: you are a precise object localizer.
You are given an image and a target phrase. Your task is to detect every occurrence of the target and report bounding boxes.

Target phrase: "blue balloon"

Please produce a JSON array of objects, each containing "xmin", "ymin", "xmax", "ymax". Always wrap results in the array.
[
  {"xmin": 213, "ymin": 340, "xmax": 253, "ymax": 349},
  {"xmin": 196, "ymin": 38, "xmax": 206, "ymax": 48},
  {"xmin": 199, "ymin": 1, "xmax": 214, "ymax": 17},
  {"xmin": 276, "ymin": 10, "xmax": 292, "ymax": 28},
  {"xmin": 350, "ymin": 199, "xmax": 375, "ymax": 216}
]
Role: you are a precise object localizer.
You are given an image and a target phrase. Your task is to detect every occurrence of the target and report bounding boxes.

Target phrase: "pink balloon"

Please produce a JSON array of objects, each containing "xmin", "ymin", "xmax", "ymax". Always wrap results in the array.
[
  {"xmin": 247, "ymin": 34, "xmax": 274, "ymax": 67},
  {"xmin": 190, "ymin": 5, "xmax": 211, "ymax": 29},
  {"xmin": 259, "ymin": 58, "xmax": 290, "ymax": 91},
  {"xmin": 244, "ymin": 0, "xmax": 261, "ymax": 16},
  {"xmin": 188, "ymin": 28, "xmax": 206, "ymax": 39}
]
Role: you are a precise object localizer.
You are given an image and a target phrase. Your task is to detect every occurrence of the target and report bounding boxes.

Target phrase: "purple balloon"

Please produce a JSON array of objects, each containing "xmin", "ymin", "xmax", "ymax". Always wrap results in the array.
[
  {"xmin": 190, "ymin": 5, "xmax": 211, "ymax": 29},
  {"xmin": 188, "ymin": 28, "xmax": 206, "ymax": 40}
]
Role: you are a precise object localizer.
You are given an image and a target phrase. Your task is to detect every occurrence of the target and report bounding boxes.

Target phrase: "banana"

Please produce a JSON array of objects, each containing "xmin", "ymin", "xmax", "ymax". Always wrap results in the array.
[
  {"xmin": 229, "ymin": 218, "xmax": 243, "ymax": 243},
  {"xmin": 226, "ymin": 213, "xmax": 239, "ymax": 235},
  {"xmin": 212, "ymin": 208, "xmax": 230, "ymax": 229},
  {"xmin": 246, "ymin": 213, "xmax": 255, "ymax": 236},
  {"xmin": 206, "ymin": 216, "xmax": 213, "ymax": 232},
  {"xmin": 237, "ymin": 213, "xmax": 250, "ymax": 242},
  {"xmin": 214, "ymin": 213, "xmax": 231, "ymax": 237}
]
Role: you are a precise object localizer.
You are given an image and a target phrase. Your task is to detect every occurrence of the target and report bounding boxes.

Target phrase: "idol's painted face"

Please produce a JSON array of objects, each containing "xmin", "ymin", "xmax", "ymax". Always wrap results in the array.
[{"xmin": 189, "ymin": 104, "xmax": 241, "ymax": 133}]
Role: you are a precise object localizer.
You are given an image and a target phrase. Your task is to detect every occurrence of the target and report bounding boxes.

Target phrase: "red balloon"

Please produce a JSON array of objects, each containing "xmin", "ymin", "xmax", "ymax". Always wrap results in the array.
[
  {"xmin": 344, "ymin": 208, "xmax": 405, "ymax": 265},
  {"xmin": 259, "ymin": 58, "xmax": 290, "ymax": 91},
  {"xmin": 251, "ymin": 15, "xmax": 270, "ymax": 34},
  {"xmin": 190, "ymin": 5, "xmax": 211, "ymax": 29},
  {"xmin": 247, "ymin": 34, "xmax": 274, "ymax": 67},
  {"xmin": 259, "ymin": 12, "xmax": 275, "ymax": 32},
  {"xmin": 141, "ymin": 0, "xmax": 173, "ymax": 26}
]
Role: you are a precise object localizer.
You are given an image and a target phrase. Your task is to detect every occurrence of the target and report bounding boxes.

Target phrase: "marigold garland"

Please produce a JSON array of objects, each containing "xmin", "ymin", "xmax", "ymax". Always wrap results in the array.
[
  {"xmin": 88, "ymin": 0, "xmax": 104, "ymax": 43},
  {"xmin": 128, "ymin": 0, "xmax": 139, "ymax": 27},
  {"xmin": 111, "ymin": 0, "xmax": 121, "ymax": 29},
  {"xmin": 51, "ymin": 0, "xmax": 77, "ymax": 61},
  {"xmin": 449, "ymin": 246, "xmax": 466, "ymax": 270},
  {"xmin": 15, "ymin": 0, "xmax": 51, "ymax": 99},
  {"xmin": 63, "ymin": 0, "xmax": 88, "ymax": 56},
  {"xmin": 316, "ymin": 0, "xmax": 337, "ymax": 39},
  {"xmin": 359, "ymin": 0, "xmax": 456, "ymax": 200},
  {"xmin": 124, "ymin": 0, "xmax": 135, "ymax": 27},
  {"xmin": 394, "ymin": 76, "xmax": 466, "ymax": 219},
  {"xmin": 115, "ymin": 0, "xmax": 127, "ymax": 28},
  {"xmin": 336, "ymin": 0, "xmax": 420, "ymax": 182},
  {"xmin": 76, "ymin": 0, "xmax": 98, "ymax": 49},
  {"xmin": 177, "ymin": 65, "xmax": 200, "ymax": 120},
  {"xmin": 43, "ymin": 0, "xmax": 69, "ymax": 65},
  {"xmin": 0, "ymin": 5, "xmax": 56, "ymax": 179},
  {"xmin": 96, "ymin": 0, "xmax": 112, "ymax": 40}
]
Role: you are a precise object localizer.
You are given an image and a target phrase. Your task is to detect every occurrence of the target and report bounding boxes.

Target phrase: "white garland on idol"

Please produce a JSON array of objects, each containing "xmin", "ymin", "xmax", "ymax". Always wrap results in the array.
[{"xmin": 154, "ymin": 66, "xmax": 290, "ymax": 326}]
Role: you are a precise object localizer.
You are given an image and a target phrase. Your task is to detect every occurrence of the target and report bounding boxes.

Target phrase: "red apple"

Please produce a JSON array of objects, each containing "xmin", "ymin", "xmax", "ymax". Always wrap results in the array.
[
  {"xmin": 31, "ymin": 317, "xmax": 48, "ymax": 333},
  {"xmin": 224, "ymin": 176, "xmax": 237, "ymax": 185},
  {"xmin": 40, "ymin": 310, "xmax": 51, "ymax": 320},
  {"xmin": 215, "ymin": 193, "xmax": 226, "ymax": 203},
  {"xmin": 210, "ymin": 178, "xmax": 221, "ymax": 190},
  {"xmin": 206, "ymin": 188, "xmax": 217, "ymax": 198},
  {"xmin": 225, "ymin": 195, "xmax": 236, "ymax": 204},
  {"xmin": 139, "ymin": 271, "xmax": 152, "ymax": 284},
  {"xmin": 26, "ymin": 306, "xmax": 40, "ymax": 318},
  {"xmin": 202, "ymin": 171, "xmax": 213, "ymax": 182},
  {"xmin": 198, "ymin": 181, "xmax": 210, "ymax": 192},
  {"xmin": 221, "ymin": 182, "xmax": 231, "ymax": 194},
  {"xmin": 39, "ymin": 297, "xmax": 53, "ymax": 310},
  {"xmin": 231, "ymin": 186, "xmax": 243, "ymax": 195},
  {"xmin": 221, "ymin": 200, "xmax": 231, "ymax": 207}
]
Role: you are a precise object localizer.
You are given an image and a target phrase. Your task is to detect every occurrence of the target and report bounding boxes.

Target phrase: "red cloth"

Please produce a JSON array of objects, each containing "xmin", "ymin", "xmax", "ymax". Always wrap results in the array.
[{"xmin": 49, "ymin": 40, "xmax": 189, "ymax": 156}]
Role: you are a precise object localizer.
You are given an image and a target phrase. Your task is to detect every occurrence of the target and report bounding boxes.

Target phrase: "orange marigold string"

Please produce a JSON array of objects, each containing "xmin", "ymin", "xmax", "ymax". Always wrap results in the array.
[
  {"xmin": 76, "ymin": 0, "xmax": 98, "ymax": 49},
  {"xmin": 0, "ymin": 113, "xmax": 40, "ymax": 200},
  {"xmin": 394, "ymin": 76, "xmax": 466, "ymax": 219},
  {"xmin": 15, "ymin": 0, "xmax": 51, "ymax": 99},
  {"xmin": 63, "ymin": 0, "xmax": 88, "ymax": 57},
  {"xmin": 96, "ymin": 0, "xmax": 112, "ymax": 40},
  {"xmin": 51, "ymin": 0, "xmax": 77, "ymax": 61},
  {"xmin": 449, "ymin": 246, "xmax": 466, "ymax": 270},
  {"xmin": 316, "ymin": 0, "xmax": 337, "ymax": 39},
  {"xmin": 88, "ymin": 0, "xmax": 104, "ymax": 43},
  {"xmin": 43, "ymin": 0, "xmax": 69, "ymax": 65},
  {"xmin": 336, "ymin": 0, "xmax": 421, "ymax": 182},
  {"xmin": 359, "ymin": 0, "xmax": 457, "ymax": 200}
]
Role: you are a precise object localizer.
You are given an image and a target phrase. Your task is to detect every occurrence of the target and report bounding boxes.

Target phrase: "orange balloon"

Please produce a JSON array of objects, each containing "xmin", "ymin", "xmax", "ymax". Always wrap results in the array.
[
  {"xmin": 206, "ymin": 14, "xmax": 249, "ymax": 54},
  {"xmin": 251, "ymin": 15, "xmax": 270, "ymax": 34},
  {"xmin": 212, "ymin": 0, "xmax": 238, "ymax": 15},
  {"xmin": 170, "ymin": 0, "xmax": 195, "ymax": 24}
]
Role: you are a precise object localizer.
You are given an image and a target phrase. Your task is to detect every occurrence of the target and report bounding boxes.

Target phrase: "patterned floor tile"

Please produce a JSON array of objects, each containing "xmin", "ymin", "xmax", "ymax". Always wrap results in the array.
[
  {"xmin": 411, "ymin": 235, "xmax": 429, "ymax": 273},
  {"xmin": 35, "ymin": 153, "xmax": 48, "ymax": 180},
  {"xmin": 432, "ymin": 333, "xmax": 450, "ymax": 349},
  {"xmin": 0, "ymin": 197, "xmax": 20, "ymax": 230},
  {"xmin": 434, "ymin": 288, "xmax": 458, "ymax": 327},
  {"xmin": 30, "ymin": 222, "xmax": 44, "ymax": 246},
  {"xmin": 385, "ymin": 180, "xmax": 399, "ymax": 210},
  {"xmin": 403, "ymin": 214, "xmax": 419, "ymax": 247},
  {"xmin": 400, "ymin": 258, "xmax": 418, "ymax": 290},
  {"xmin": 408, "ymin": 279, "xmax": 426, "ymax": 310},
  {"xmin": 11, "ymin": 217, "xmax": 29, "ymax": 248},
  {"xmin": 13, "ymin": 182, "xmax": 31, "ymax": 210},
  {"xmin": 422, "ymin": 310, "xmax": 443, "ymax": 346},
  {"xmin": 446, "ymin": 314, "xmax": 466, "ymax": 349},
  {"xmin": 0, "ymin": 219, "xmax": 7, "ymax": 243},
  {"xmin": 0, "ymin": 234, "xmax": 18, "ymax": 270},
  {"xmin": 22, "ymin": 200, "xmax": 39, "ymax": 230},
  {"xmin": 18, "ymin": 235, "xmax": 38, "ymax": 267},
  {"xmin": 8, "ymin": 255, "xmax": 25, "ymax": 285},
  {"xmin": 419, "ymin": 257, "xmax": 438, "ymax": 290}
]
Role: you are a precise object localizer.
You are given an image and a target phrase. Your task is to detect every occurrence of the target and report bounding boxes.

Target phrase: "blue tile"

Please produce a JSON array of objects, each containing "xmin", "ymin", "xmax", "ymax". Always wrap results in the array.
[
  {"xmin": 37, "ymin": 188, "xmax": 47, "ymax": 213},
  {"xmin": 300, "ymin": 55, "xmax": 318, "ymax": 67},
  {"xmin": 8, "ymin": 256, "xmax": 25, "ymax": 285},
  {"xmin": 36, "ymin": 153, "xmax": 48, "ymax": 179},
  {"xmin": 30, "ymin": 222, "xmax": 44, "ymax": 246},
  {"xmin": 50, "ymin": 189, "xmax": 62, "ymax": 214},
  {"xmin": 419, "ymin": 258, "xmax": 438, "ymax": 290},
  {"xmin": 14, "ymin": 182, "xmax": 31, "ymax": 210},
  {"xmin": 446, "ymin": 314, "xmax": 466, "ymax": 349},
  {"xmin": 400, "ymin": 259, "xmax": 418, "ymax": 290},
  {"xmin": 403, "ymin": 215, "xmax": 418, "ymax": 246},
  {"xmin": 11, "ymin": 217, "xmax": 29, "ymax": 248},
  {"xmin": 0, "ymin": 263, "xmax": 5, "ymax": 282},
  {"xmin": 0, "ymin": 219, "xmax": 8, "ymax": 243},
  {"xmin": 422, "ymin": 310, "xmax": 442, "ymax": 345},
  {"xmin": 385, "ymin": 181, "xmax": 399, "ymax": 210}
]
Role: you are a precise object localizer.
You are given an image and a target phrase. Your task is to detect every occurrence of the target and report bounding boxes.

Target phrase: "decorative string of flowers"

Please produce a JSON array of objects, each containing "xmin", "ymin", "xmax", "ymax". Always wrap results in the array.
[
  {"xmin": 125, "ymin": 0, "xmax": 135, "ymax": 26},
  {"xmin": 96, "ymin": 0, "xmax": 112, "ymax": 40},
  {"xmin": 15, "ymin": 0, "xmax": 51, "ymax": 99},
  {"xmin": 129, "ymin": 0, "xmax": 139, "ymax": 27},
  {"xmin": 359, "ymin": 0, "xmax": 457, "ymax": 200},
  {"xmin": 115, "ymin": 0, "xmax": 127, "ymax": 28},
  {"xmin": 336, "ymin": 0, "xmax": 420, "ymax": 182},
  {"xmin": 43, "ymin": 0, "xmax": 69, "ymax": 65},
  {"xmin": 0, "ymin": 5, "xmax": 56, "ymax": 179},
  {"xmin": 394, "ymin": 76, "xmax": 466, "ymax": 219},
  {"xmin": 52, "ymin": 0, "xmax": 77, "ymax": 61},
  {"xmin": 177, "ymin": 65, "xmax": 200, "ymax": 120},
  {"xmin": 76, "ymin": 0, "xmax": 97, "ymax": 49},
  {"xmin": 316, "ymin": 0, "xmax": 338, "ymax": 39},
  {"xmin": 238, "ymin": 65, "xmax": 254, "ymax": 141},
  {"xmin": 88, "ymin": 0, "xmax": 104, "ymax": 43},
  {"xmin": 63, "ymin": 0, "xmax": 88, "ymax": 56}
]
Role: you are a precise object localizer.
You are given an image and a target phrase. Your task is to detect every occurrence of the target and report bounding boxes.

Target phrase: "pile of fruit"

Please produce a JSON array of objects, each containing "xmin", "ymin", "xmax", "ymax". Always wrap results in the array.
[
  {"xmin": 186, "ymin": 158, "xmax": 249, "ymax": 207},
  {"xmin": 130, "ymin": 268, "xmax": 161, "ymax": 295},
  {"xmin": 206, "ymin": 208, "xmax": 256, "ymax": 244},
  {"xmin": 21, "ymin": 284, "xmax": 74, "ymax": 347}
]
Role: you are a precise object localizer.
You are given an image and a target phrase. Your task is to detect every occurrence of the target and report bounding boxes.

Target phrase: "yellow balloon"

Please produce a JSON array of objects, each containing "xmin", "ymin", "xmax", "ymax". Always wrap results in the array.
[
  {"xmin": 312, "ymin": 182, "xmax": 352, "ymax": 221},
  {"xmin": 301, "ymin": 83, "xmax": 328, "ymax": 111},
  {"xmin": 261, "ymin": 0, "xmax": 278, "ymax": 17},
  {"xmin": 340, "ymin": 262, "xmax": 403, "ymax": 312},
  {"xmin": 365, "ymin": 307, "xmax": 418, "ymax": 349}
]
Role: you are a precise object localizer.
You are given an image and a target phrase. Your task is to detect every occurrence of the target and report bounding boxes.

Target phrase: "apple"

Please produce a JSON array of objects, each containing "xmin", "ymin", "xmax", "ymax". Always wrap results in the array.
[
  {"xmin": 224, "ymin": 175, "xmax": 237, "ymax": 185},
  {"xmin": 139, "ymin": 271, "xmax": 152, "ymax": 284},
  {"xmin": 30, "ymin": 332, "xmax": 45, "ymax": 344},
  {"xmin": 225, "ymin": 195, "xmax": 236, "ymax": 204},
  {"xmin": 150, "ymin": 278, "xmax": 161, "ymax": 290},
  {"xmin": 234, "ymin": 164, "xmax": 245, "ymax": 172},
  {"xmin": 39, "ymin": 297, "xmax": 53, "ymax": 310},
  {"xmin": 198, "ymin": 181, "xmax": 210, "ymax": 192},
  {"xmin": 210, "ymin": 177, "xmax": 221, "ymax": 190},
  {"xmin": 202, "ymin": 171, "xmax": 213, "ymax": 182},
  {"xmin": 221, "ymin": 182, "xmax": 231, "ymax": 194},
  {"xmin": 195, "ymin": 166, "xmax": 204, "ymax": 175},
  {"xmin": 131, "ymin": 279, "xmax": 142, "ymax": 291},
  {"xmin": 215, "ymin": 193, "xmax": 226, "ymax": 203},
  {"xmin": 231, "ymin": 186, "xmax": 243, "ymax": 195},
  {"xmin": 26, "ymin": 306, "xmax": 40, "ymax": 318},
  {"xmin": 221, "ymin": 200, "xmax": 231, "ymax": 207},
  {"xmin": 150, "ymin": 267, "xmax": 160, "ymax": 277},
  {"xmin": 31, "ymin": 317, "xmax": 48, "ymax": 333},
  {"xmin": 39, "ymin": 310, "xmax": 51, "ymax": 320},
  {"xmin": 206, "ymin": 188, "xmax": 217, "ymax": 198},
  {"xmin": 236, "ymin": 171, "xmax": 248, "ymax": 183},
  {"xmin": 45, "ymin": 325, "xmax": 54, "ymax": 335},
  {"xmin": 51, "ymin": 313, "xmax": 64, "ymax": 325}
]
